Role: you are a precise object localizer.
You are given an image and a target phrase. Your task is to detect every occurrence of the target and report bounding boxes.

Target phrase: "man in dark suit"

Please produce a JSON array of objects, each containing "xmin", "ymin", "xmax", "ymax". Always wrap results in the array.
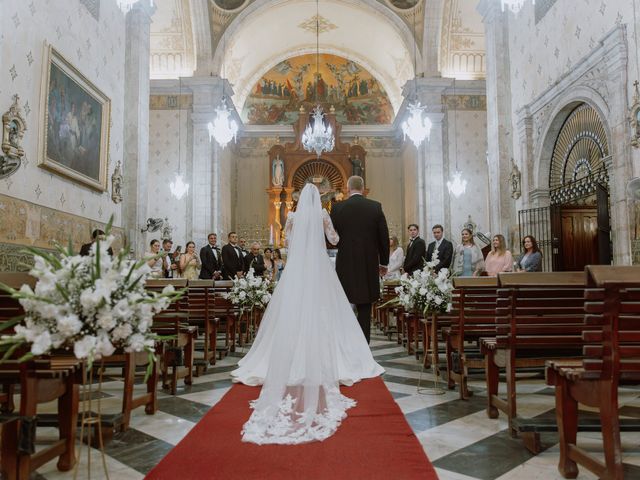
[
  {"xmin": 199, "ymin": 232, "xmax": 222, "ymax": 280},
  {"xmin": 80, "ymin": 229, "xmax": 113, "ymax": 257},
  {"xmin": 221, "ymin": 231, "xmax": 245, "ymax": 280},
  {"xmin": 425, "ymin": 224, "xmax": 454, "ymax": 273},
  {"xmin": 330, "ymin": 176, "xmax": 389, "ymax": 343},
  {"xmin": 244, "ymin": 242, "xmax": 266, "ymax": 276},
  {"xmin": 403, "ymin": 224, "xmax": 426, "ymax": 275}
]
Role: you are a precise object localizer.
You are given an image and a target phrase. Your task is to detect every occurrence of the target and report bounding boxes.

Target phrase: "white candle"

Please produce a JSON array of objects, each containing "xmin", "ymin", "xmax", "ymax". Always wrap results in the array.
[{"xmin": 269, "ymin": 224, "xmax": 274, "ymax": 246}]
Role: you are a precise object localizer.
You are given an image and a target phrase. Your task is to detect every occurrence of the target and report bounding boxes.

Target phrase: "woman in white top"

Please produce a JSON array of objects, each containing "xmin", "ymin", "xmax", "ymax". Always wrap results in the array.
[
  {"xmin": 231, "ymin": 183, "xmax": 383, "ymax": 445},
  {"xmin": 383, "ymin": 235, "xmax": 404, "ymax": 280},
  {"xmin": 145, "ymin": 239, "xmax": 163, "ymax": 278}
]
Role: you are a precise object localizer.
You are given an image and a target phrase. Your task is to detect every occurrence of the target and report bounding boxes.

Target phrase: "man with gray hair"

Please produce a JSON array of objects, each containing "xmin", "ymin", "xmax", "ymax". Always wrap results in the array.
[
  {"xmin": 330, "ymin": 175, "xmax": 390, "ymax": 343},
  {"xmin": 244, "ymin": 241, "xmax": 266, "ymax": 277}
]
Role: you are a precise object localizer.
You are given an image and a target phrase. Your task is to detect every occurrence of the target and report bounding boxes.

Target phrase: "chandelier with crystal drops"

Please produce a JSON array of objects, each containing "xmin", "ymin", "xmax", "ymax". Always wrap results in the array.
[
  {"xmin": 208, "ymin": 97, "xmax": 238, "ymax": 149},
  {"xmin": 302, "ymin": 106, "xmax": 335, "ymax": 157},
  {"xmin": 501, "ymin": 0, "xmax": 535, "ymax": 13},
  {"xmin": 447, "ymin": 171, "xmax": 468, "ymax": 198},
  {"xmin": 169, "ymin": 173, "xmax": 189, "ymax": 200},
  {"xmin": 402, "ymin": 102, "xmax": 433, "ymax": 148}
]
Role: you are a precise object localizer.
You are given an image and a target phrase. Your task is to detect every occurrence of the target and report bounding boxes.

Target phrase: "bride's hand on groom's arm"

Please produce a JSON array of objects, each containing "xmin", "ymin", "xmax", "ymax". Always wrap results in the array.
[{"xmin": 379, "ymin": 265, "xmax": 388, "ymax": 276}]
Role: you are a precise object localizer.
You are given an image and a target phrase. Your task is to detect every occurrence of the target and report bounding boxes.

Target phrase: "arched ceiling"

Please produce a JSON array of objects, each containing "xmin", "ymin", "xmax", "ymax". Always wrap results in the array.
[
  {"xmin": 149, "ymin": 0, "xmax": 487, "ymax": 116},
  {"xmin": 214, "ymin": 0, "xmax": 417, "ymax": 115}
]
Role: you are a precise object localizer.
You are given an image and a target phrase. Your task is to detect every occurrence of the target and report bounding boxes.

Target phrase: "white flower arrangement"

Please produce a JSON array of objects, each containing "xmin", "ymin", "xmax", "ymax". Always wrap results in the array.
[
  {"xmin": 0, "ymin": 226, "xmax": 182, "ymax": 370},
  {"xmin": 393, "ymin": 250, "xmax": 453, "ymax": 315},
  {"xmin": 225, "ymin": 268, "xmax": 273, "ymax": 313}
]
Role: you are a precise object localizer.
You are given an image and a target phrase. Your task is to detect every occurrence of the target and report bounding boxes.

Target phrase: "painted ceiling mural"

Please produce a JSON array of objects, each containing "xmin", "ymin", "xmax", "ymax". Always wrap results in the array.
[{"xmin": 241, "ymin": 53, "xmax": 394, "ymax": 125}]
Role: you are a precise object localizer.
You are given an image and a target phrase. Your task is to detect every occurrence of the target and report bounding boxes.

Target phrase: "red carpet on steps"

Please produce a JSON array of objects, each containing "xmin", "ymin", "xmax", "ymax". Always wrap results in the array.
[{"xmin": 145, "ymin": 376, "xmax": 438, "ymax": 479}]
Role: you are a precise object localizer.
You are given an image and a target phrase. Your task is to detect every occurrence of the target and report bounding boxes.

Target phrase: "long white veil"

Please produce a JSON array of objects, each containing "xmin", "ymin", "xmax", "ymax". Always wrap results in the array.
[{"xmin": 238, "ymin": 183, "xmax": 356, "ymax": 444}]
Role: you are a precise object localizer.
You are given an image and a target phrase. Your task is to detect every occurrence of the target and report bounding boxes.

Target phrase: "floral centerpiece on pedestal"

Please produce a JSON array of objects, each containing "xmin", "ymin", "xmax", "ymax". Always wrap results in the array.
[
  {"xmin": 394, "ymin": 252, "xmax": 454, "ymax": 316},
  {"xmin": 226, "ymin": 268, "xmax": 273, "ymax": 314},
  {"xmin": 0, "ymin": 230, "xmax": 182, "ymax": 371}
]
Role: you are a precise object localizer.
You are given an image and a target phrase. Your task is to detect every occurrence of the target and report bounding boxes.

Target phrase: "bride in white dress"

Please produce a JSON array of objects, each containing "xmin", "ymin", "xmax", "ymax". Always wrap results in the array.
[{"xmin": 231, "ymin": 183, "xmax": 384, "ymax": 445}]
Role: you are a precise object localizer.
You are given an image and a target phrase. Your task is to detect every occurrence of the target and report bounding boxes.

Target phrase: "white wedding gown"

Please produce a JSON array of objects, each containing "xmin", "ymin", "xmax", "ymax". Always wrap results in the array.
[{"xmin": 231, "ymin": 184, "xmax": 384, "ymax": 445}]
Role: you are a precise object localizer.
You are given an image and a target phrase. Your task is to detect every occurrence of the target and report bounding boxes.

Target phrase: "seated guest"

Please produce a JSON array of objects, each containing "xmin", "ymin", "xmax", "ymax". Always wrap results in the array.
[
  {"xmin": 221, "ymin": 231, "xmax": 245, "ymax": 280},
  {"xmin": 403, "ymin": 224, "xmax": 426, "ymax": 275},
  {"xmin": 425, "ymin": 224, "xmax": 453, "ymax": 273},
  {"xmin": 273, "ymin": 249, "xmax": 285, "ymax": 281},
  {"xmin": 383, "ymin": 236, "xmax": 404, "ymax": 280},
  {"xmin": 452, "ymin": 228, "xmax": 484, "ymax": 277},
  {"xmin": 244, "ymin": 242, "xmax": 266, "ymax": 277},
  {"xmin": 179, "ymin": 241, "xmax": 201, "ymax": 280},
  {"xmin": 515, "ymin": 235, "xmax": 543, "ymax": 272},
  {"xmin": 80, "ymin": 229, "xmax": 113, "ymax": 257},
  {"xmin": 146, "ymin": 239, "xmax": 163, "ymax": 278},
  {"xmin": 263, "ymin": 247, "xmax": 275, "ymax": 281},
  {"xmin": 484, "ymin": 234, "xmax": 513, "ymax": 276}
]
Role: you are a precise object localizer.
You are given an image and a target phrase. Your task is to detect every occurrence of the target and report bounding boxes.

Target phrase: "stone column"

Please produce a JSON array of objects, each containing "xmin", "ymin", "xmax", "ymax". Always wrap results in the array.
[
  {"xmin": 183, "ymin": 76, "xmax": 233, "ymax": 248},
  {"xmin": 478, "ymin": 0, "xmax": 516, "ymax": 236},
  {"xmin": 122, "ymin": 0, "xmax": 155, "ymax": 256},
  {"xmin": 401, "ymin": 77, "xmax": 451, "ymax": 234}
]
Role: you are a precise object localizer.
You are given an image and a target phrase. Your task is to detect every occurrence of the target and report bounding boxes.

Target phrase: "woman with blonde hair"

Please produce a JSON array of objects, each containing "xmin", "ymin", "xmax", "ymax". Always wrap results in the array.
[
  {"xmin": 452, "ymin": 228, "xmax": 484, "ymax": 277},
  {"xmin": 179, "ymin": 241, "xmax": 201, "ymax": 280},
  {"xmin": 383, "ymin": 235, "xmax": 404, "ymax": 280},
  {"xmin": 484, "ymin": 234, "xmax": 513, "ymax": 276}
]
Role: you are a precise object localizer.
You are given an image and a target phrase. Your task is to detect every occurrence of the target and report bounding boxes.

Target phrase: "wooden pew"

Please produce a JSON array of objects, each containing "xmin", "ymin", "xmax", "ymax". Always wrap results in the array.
[
  {"xmin": 147, "ymin": 279, "xmax": 196, "ymax": 395},
  {"xmin": 546, "ymin": 265, "xmax": 640, "ymax": 480},
  {"xmin": 376, "ymin": 283, "xmax": 399, "ymax": 339},
  {"xmin": 442, "ymin": 277, "xmax": 498, "ymax": 399},
  {"xmin": 211, "ymin": 281, "xmax": 239, "ymax": 357},
  {"xmin": 481, "ymin": 271, "xmax": 589, "ymax": 451},
  {"xmin": 186, "ymin": 280, "xmax": 219, "ymax": 375}
]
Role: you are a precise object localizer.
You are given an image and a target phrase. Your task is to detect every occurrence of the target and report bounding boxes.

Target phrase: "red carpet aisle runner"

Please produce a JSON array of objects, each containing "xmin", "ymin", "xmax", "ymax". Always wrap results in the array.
[{"xmin": 146, "ymin": 377, "xmax": 437, "ymax": 479}]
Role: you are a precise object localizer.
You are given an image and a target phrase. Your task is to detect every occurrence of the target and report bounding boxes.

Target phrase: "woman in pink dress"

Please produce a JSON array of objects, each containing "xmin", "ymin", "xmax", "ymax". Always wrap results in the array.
[{"xmin": 484, "ymin": 234, "xmax": 513, "ymax": 277}]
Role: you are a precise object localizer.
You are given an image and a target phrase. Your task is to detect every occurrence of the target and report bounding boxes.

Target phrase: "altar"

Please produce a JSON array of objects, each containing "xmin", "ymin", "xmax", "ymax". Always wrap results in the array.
[{"xmin": 266, "ymin": 108, "xmax": 368, "ymax": 247}]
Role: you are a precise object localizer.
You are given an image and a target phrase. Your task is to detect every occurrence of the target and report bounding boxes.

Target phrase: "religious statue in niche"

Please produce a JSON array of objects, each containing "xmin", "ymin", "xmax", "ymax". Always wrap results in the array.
[
  {"xmin": 272, "ymin": 155, "xmax": 284, "ymax": 187},
  {"xmin": 629, "ymin": 80, "xmax": 640, "ymax": 148},
  {"xmin": 350, "ymin": 154, "xmax": 364, "ymax": 177},
  {"xmin": 111, "ymin": 160, "xmax": 123, "ymax": 204},
  {"xmin": 0, "ymin": 94, "xmax": 27, "ymax": 179},
  {"xmin": 510, "ymin": 158, "xmax": 522, "ymax": 199}
]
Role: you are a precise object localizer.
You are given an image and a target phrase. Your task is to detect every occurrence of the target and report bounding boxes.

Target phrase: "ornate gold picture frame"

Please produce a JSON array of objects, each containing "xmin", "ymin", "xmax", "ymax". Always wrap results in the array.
[{"xmin": 38, "ymin": 43, "xmax": 111, "ymax": 191}]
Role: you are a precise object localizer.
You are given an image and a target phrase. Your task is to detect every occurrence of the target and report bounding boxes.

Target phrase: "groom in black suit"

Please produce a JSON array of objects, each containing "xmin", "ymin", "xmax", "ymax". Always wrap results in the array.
[
  {"xmin": 331, "ymin": 176, "xmax": 390, "ymax": 343},
  {"xmin": 199, "ymin": 233, "xmax": 222, "ymax": 280}
]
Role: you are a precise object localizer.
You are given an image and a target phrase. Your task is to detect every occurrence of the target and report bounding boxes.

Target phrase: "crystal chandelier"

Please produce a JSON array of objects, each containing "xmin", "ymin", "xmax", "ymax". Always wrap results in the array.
[
  {"xmin": 169, "ymin": 174, "xmax": 189, "ymax": 200},
  {"xmin": 302, "ymin": 106, "xmax": 335, "ymax": 157},
  {"xmin": 303, "ymin": 0, "xmax": 334, "ymax": 157},
  {"xmin": 447, "ymin": 171, "xmax": 467, "ymax": 197},
  {"xmin": 447, "ymin": 79, "xmax": 466, "ymax": 198},
  {"xmin": 402, "ymin": 102, "xmax": 433, "ymax": 148},
  {"xmin": 208, "ymin": 97, "xmax": 238, "ymax": 149},
  {"xmin": 170, "ymin": 77, "xmax": 190, "ymax": 200},
  {"xmin": 501, "ymin": 0, "xmax": 535, "ymax": 13},
  {"xmin": 402, "ymin": 6, "xmax": 432, "ymax": 149}
]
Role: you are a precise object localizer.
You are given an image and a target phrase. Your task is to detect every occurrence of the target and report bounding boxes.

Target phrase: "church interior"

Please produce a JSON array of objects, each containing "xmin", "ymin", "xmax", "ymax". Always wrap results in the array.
[{"xmin": 1, "ymin": 0, "xmax": 640, "ymax": 478}]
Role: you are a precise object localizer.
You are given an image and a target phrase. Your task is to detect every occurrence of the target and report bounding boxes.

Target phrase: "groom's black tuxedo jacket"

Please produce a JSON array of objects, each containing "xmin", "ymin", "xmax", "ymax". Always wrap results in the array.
[
  {"xmin": 330, "ymin": 194, "xmax": 389, "ymax": 305},
  {"xmin": 199, "ymin": 244, "xmax": 222, "ymax": 279},
  {"xmin": 221, "ymin": 243, "xmax": 244, "ymax": 280}
]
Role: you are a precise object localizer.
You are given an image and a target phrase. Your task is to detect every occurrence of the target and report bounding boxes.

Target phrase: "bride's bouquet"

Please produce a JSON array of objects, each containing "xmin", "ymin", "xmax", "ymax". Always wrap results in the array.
[
  {"xmin": 393, "ymin": 251, "xmax": 453, "ymax": 316},
  {"xmin": 0, "ymin": 227, "xmax": 182, "ymax": 369},
  {"xmin": 226, "ymin": 268, "xmax": 273, "ymax": 313}
]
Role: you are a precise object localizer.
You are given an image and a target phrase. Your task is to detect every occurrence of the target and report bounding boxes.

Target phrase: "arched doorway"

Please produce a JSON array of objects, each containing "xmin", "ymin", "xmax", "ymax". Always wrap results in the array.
[
  {"xmin": 291, "ymin": 160, "xmax": 344, "ymax": 211},
  {"xmin": 548, "ymin": 103, "xmax": 611, "ymax": 270}
]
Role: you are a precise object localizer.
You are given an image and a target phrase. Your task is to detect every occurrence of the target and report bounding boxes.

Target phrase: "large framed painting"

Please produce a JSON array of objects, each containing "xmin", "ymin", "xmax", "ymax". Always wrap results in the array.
[{"xmin": 38, "ymin": 44, "xmax": 110, "ymax": 191}]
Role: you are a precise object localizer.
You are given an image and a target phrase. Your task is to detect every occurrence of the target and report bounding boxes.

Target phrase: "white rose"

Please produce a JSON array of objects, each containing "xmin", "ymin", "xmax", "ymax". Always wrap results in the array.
[
  {"xmin": 111, "ymin": 323, "xmax": 133, "ymax": 341},
  {"xmin": 73, "ymin": 335, "xmax": 97, "ymax": 359},
  {"xmin": 56, "ymin": 314, "xmax": 83, "ymax": 337},
  {"xmin": 126, "ymin": 333, "xmax": 152, "ymax": 352},
  {"xmin": 113, "ymin": 299, "xmax": 131, "ymax": 318},
  {"xmin": 30, "ymin": 330, "xmax": 53, "ymax": 355},
  {"xmin": 239, "ymin": 291, "xmax": 246, "ymax": 300},
  {"xmin": 80, "ymin": 289, "xmax": 102, "ymax": 312},
  {"xmin": 95, "ymin": 333, "xmax": 116, "ymax": 358},
  {"xmin": 434, "ymin": 296, "xmax": 443, "ymax": 305},
  {"xmin": 96, "ymin": 310, "xmax": 117, "ymax": 330},
  {"xmin": 261, "ymin": 294, "xmax": 270, "ymax": 303}
]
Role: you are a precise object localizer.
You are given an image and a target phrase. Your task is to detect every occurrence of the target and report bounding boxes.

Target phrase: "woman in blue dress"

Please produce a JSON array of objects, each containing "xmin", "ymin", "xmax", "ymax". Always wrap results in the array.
[{"xmin": 452, "ymin": 228, "xmax": 485, "ymax": 277}]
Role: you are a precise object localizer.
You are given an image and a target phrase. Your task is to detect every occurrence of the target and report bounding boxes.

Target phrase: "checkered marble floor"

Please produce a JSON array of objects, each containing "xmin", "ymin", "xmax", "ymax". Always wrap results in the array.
[{"xmin": 33, "ymin": 331, "xmax": 640, "ymax": 479}]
